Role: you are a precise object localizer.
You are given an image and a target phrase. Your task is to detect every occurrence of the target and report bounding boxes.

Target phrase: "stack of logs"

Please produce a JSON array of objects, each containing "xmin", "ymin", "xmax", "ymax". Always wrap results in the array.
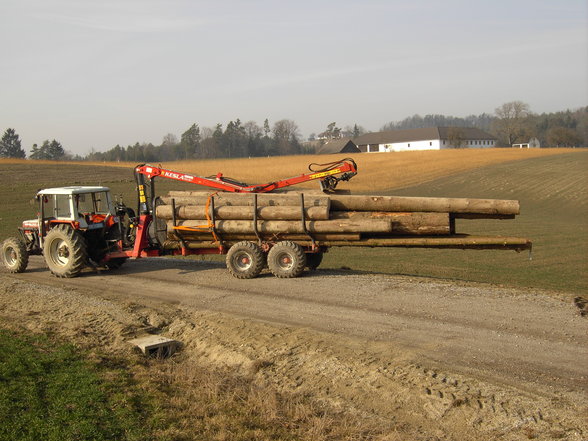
[{"xmin": 156, "ymin": 190, "xmax": 527, "ymax": 250}]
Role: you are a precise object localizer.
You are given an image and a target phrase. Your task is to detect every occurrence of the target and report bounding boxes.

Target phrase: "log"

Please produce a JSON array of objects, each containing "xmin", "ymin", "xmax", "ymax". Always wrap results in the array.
[
  {"xmin": 156, "ymin": 204, "xmax": 330, "ymax": 220},
  {"xmin": 161, "ymin": 193, "xmax": 330, "ymax": 207},
  {"xmin": 328, "ymin": 195, "xmax": 520, "ymax": 215},
  {"xmin": 330, "ymin": 212, "xmax": 450, "ymax": 235},
  {"xmin": 168, "ymin": 219, "xmax": 392, "ymax": 234},
  {"xmin": 270, "ymin": 235, "xmax": 532, "ymax": 250},
  {"xmin": 161, "ymin": 235, "xmax": 531, "ymax": 251},
  {"xmin": 166, "ymin": 233, "xmax": 360, "ymax": 241}
]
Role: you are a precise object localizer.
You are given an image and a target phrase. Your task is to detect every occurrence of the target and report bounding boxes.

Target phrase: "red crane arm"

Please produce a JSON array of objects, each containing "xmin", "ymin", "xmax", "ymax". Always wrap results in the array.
[{"xmin": 134, "ymin": 158, "xmax": 357, "ymax": 193}]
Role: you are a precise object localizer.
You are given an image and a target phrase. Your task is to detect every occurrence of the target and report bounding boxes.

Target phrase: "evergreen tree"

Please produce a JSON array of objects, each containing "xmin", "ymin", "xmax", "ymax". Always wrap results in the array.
[
  {"xmin": 0, "ymin": 128, "xmax": 26, "ymax": 158},
  {"xmin": 181, "ymin": 123, "xmax": 201, "ymax": 159},
  {"xmin": 29, "ymin": 139, "xmax": 65, "ymax": 160},
  {"xmin": 263, "ymin": 119, "xmax": 271, "ymax": 138}
]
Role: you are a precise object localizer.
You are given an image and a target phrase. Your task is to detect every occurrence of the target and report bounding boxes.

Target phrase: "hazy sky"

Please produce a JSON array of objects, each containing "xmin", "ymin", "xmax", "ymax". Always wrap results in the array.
[{"xmin": 1, "ymin": 0, "xmax": 586, "ymax": 155}]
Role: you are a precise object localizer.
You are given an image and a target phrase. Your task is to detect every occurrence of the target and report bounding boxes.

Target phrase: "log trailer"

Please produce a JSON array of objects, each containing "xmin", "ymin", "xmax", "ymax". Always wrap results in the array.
[{"xmin": 1, "ymin": 158, "xmax": 531, "ymax": 279}]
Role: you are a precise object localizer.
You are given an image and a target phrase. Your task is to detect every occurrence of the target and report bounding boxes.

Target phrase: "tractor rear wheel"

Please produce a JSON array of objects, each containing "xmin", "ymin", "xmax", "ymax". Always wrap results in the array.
[
  {"xmin": 226, "ymin": 241, "xmax": 265, "ymax": 279},
  {"xmin": 267, "ymin": 241, "xmax": 306, "ymax": 278},
  {"xmin": 43, "ymin": 225, "xmax": 87, "ymax": 278},
  {"xmin": 1, "ymin": 237, "xmax": 29, "ymax": 273}
]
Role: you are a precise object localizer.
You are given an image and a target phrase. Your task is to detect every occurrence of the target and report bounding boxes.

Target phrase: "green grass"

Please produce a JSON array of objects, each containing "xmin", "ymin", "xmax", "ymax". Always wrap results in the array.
[
  {"xmin": 324, "ymin": 152, "xmax": 588, "ymax": 295},
  {"xmin": 0, "ymin": 329, "xmax": 150, "ymax": 441}
]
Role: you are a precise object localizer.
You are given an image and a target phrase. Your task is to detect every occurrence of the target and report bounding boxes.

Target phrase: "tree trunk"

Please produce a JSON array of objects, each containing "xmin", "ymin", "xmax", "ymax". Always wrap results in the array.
[
  {"xmin": 162, "ymin": 192, "xmax": 330, "ymax": 207},
  {"xmin": 330, "ymin": 211, "xmax": 450, "ymax": 235},
  {"xmin": 156, "ymin": 204, "xmax": 329, "ymax": 220},
  {"xmin": 168, "ymin": 218, "xmax": 392, "ymax": 234},
  {"xmin": 328, "ymin": 195, "xmax": 519, "ymax": 215}
]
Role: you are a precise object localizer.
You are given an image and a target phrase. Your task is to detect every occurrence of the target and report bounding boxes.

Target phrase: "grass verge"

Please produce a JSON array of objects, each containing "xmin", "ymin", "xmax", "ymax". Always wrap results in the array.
[
  {"xmin": 0, "ymin": 325, "xmax": 385, "ymax": 440},
  {"xmin": 0, "ymin": 329, "xmax": 151, "ymax": 441}
]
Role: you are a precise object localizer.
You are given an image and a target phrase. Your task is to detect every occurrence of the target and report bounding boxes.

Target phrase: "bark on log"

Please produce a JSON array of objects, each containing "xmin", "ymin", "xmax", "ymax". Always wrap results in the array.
[
  {"xmin": 156, "ymin": 204, "xmax": 329, "ymax": 220},
  {"xmin": 328, "ymin": 195, "xmax": 520, "ymax": 215},
  {"xmin": 168, "ymin": 219, "xmax": 392, "ymax": 234},
  {"xmin": 166, "ymin": 233, "xmax": 360, "ymax": 241},
  {"xmin": 161, "ymin": 193, "xmax": 330, "ymax": 207},
  {"xmin": 330, "ymin": 211, "xmax": 450, "ymax": 235}
]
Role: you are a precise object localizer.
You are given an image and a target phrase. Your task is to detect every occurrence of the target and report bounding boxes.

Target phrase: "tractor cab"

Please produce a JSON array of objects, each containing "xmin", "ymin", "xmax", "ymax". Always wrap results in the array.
[
  {"xmin": 33, "ymin": 186, "xmax": 116, "ymax": 233},
  {"xmin": 9, "ymin": 186, "xmax": 129, "ymax": 278},
  {"xmin": 18, "ymin": 186, "xmax": 120, "ymax": 261}
]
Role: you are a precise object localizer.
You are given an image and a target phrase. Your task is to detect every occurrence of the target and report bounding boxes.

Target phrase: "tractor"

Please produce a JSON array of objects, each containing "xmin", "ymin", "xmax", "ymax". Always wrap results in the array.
[{"xmin": 2, "ymin": 186, "xmax": 133, "ymax": 277}]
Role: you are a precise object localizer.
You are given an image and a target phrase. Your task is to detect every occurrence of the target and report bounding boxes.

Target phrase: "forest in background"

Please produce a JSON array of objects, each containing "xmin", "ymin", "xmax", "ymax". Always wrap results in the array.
[{"xmin": 1, "ymin": 102, "xmax": 586, "ymax": 162}]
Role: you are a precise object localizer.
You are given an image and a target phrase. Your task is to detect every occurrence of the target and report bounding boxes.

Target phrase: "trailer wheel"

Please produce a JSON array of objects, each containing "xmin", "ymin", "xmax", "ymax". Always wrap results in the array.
[
  {"xmin": 43, "ymin": 225, "xmax": 87, "ymax": 278},
  {"xmin": 2, "ymin": 237, "xmax": 29, "ymax": 273},
  {"xmin": 267, "ymin": 241, "xmax": 307, "ymax": 278},
  {"xmin": 306, "ymin": 251, "xmax": 323, "ymax": 271},
  {"xmin": 226, "ymin": 241, "xmax": 265, "ymax": 279}
]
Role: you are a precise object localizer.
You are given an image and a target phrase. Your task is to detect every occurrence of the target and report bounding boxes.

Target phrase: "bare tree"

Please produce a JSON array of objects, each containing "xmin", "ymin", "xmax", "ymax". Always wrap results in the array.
[
  {"xmin": 162, "ymin": 133, "xmax": 178, "ymax": 146},
  {"xmin": 547, "ymin": 127, "xmax": 582, "ymax": 147},
  {"xmin": 243, "ymin": 121, "xmax": 262, "ymax": 139},
  {"xmin": 493, "ymin": 101, "xmax": 531, "ymax": 146},
  {"xmin": 273, "ymin": 119, "xmax": 301, "ymax": 155},
  {"xmin": 447, "ymin": 127, "xmax": 466, "ymax": 148}
]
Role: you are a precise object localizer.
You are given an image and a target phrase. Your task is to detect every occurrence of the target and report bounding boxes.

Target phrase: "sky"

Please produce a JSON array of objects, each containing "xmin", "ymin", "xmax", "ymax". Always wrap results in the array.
[{"xmin": 1, "ymin": 0, "xmax": 587, "ymax": 155}]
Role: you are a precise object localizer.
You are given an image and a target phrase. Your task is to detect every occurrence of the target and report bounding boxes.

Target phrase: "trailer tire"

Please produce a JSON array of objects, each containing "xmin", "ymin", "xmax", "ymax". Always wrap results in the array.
[
  {"xmin": 226, "ymin": 241, "xmax": 265, "ymax": 279},
  {"xmin": 44, "ymin": 225, "xmax": 87, "ymax": 278},
  {"xmin": 2, "ymin": 237, "xmax": 29, "ymax": 273},
  {"xmin": 267, "ymin": 241, "xmax": 306, "ymax": 278},
  {"xmin": 306, "ymin": 251, "xmax": 323, "ymax": 270}
]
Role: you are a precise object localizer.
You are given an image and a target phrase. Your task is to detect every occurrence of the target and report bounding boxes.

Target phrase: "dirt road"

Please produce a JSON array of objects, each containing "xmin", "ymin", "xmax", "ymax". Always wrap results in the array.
[{"xmin": 1, "ymin": 256, "xmax": 586, "ymax": 440}]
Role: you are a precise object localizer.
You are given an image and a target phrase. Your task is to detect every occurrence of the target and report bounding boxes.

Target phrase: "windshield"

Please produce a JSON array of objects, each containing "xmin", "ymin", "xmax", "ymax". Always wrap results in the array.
[{"xmin": 75, "ymin": 192, "xmax": 110, "ymax": 214}]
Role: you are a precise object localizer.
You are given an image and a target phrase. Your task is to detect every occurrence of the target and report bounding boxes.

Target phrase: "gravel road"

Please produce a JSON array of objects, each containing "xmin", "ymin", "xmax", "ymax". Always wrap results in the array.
[{"xmin": 2, "ymin": 255, "xmax": 586, "ymax": 440}]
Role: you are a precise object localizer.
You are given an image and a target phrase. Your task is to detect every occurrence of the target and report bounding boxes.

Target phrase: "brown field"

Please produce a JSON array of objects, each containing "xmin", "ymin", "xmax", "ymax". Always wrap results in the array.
[{"xmin": 1, "ymin": 147, "xmax": 580, "ymax": 193}]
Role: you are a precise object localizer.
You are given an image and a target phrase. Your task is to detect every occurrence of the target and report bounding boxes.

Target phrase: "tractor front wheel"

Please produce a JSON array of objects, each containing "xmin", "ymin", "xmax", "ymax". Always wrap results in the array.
[
  {"xmin": 1, "ymin": 237, "xmax": 29, "ymax": 273},
  {"xmin": 43, "ymin": 225, "xmax": 88, "ymax": 278},
  {"xmin": 267, "ymin": 241, "xmax": 306, "ymax": 278},
  {"xmin": 226, "ymin": 241, "xmax": 265, "ymax": 279}
]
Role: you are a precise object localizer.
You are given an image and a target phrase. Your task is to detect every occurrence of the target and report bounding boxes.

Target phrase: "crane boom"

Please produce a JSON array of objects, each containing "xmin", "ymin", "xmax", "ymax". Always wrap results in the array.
[{"xmin": 134, "ymin": 158, "xmax": 357, "ymax": 193}]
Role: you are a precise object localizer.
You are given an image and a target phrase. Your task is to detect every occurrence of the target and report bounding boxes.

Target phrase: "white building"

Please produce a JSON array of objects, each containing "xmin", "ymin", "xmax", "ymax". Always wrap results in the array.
[{"xmin": 354, "ymin": 127, "xmax": 497, "ymax": 153}]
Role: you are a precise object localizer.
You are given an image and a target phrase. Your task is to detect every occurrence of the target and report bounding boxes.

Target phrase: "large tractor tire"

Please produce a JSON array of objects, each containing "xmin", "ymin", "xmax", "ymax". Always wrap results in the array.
[
  {"xmin": 1, "ymin": 237, "xmax": 29, "ymax": 273},
  {"xmin": 43, "ymin": 225, "xmax": 88, "ymax": 278},
  {"xmin": 267, "ymin": 241, "xmax": 307, "ymax": 278},
  {"xmin": 305, "ymin": 251, "xmax": 323, "ymax": 271},
  {"xmin": 226, "ymin": 241, "xmax": 265, "ymax": 279}
]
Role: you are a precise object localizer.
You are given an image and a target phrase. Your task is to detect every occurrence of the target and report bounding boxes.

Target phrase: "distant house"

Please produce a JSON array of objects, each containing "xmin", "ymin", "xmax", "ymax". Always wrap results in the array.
[
  {"xmin": 354, "ymin": 127, "xmax": 497, "ymax": 152},
  {"xmin": 316, "ymin": 138, "xmax": 361, "ymax": 154},
  {"xmin": 513, "ymin": 138, "xmax": 541, "ymax": 148}
]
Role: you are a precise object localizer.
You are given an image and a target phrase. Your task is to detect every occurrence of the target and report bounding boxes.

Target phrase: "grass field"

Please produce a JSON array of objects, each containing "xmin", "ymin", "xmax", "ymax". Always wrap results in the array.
[
  {"xmin": 325, "ymin": 151, "xmax": 588, "ymax": 295},
  {"xmin": 1, "ymin": 148, "xmax": 586, "ymax": 294},
  {"xmin": 0, "ymin": 329, "xmax": 150, "ymax": 441}
]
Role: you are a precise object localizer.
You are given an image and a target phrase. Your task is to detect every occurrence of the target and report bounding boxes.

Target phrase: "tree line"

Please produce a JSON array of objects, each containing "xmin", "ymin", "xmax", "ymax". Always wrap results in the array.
[
  {"xmin": 382, "ymin": 103, "xmax": 587, "ymax": 148},
  {"xmin": 1, "ymin": 103, "xmax": 586, "ymax": 161},
  {"xmin": 85, "ymin": 118, "xmax": 308, "ymax": 163}
]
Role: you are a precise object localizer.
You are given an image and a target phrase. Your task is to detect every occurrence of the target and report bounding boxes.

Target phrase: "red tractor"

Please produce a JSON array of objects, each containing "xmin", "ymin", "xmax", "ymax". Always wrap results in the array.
[{"xmin": 1, "ymin": 160, "xmax": 357, "ymax": 278}]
